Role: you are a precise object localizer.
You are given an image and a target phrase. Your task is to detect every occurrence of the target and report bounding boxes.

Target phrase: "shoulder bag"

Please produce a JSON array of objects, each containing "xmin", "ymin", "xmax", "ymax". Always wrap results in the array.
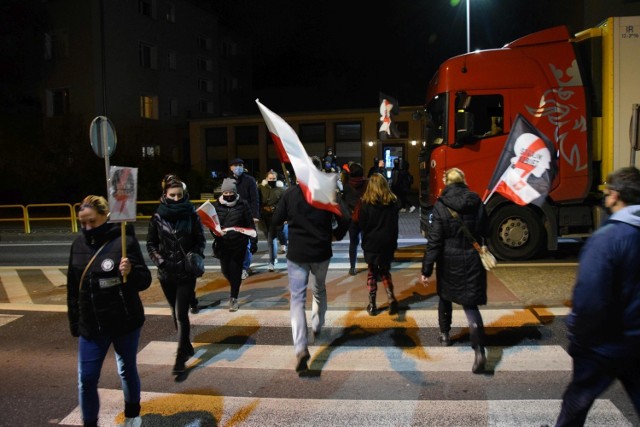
[{"xmin": 447, "ymin": 207, "xmax": 497, "ymax": 271}]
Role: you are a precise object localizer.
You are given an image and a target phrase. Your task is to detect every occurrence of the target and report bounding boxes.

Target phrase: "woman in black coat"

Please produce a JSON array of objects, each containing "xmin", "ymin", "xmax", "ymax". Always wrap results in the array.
[
  {"xmin": 67, "ymin": 195, "xmax": 151, "ymax": 427},
  {"xmin": 147, "ymin": 175, "xmax": 205, "ymax": 376},
  {"xmin": 359, "ymin": 173, "xmax": 400, "ymax": 315},
  {"xmin": 421, "ymin": 168, "xmax": 489, "ymax": 374},
  {"xmin": 213, "ymin": 178, "xmax": 257, "ymax": 312}
]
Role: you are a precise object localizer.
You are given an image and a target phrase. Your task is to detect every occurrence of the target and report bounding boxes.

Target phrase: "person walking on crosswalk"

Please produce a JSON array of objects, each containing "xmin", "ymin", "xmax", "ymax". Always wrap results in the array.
[
  {"xmin": 147, "ymin": 175, "xmax": 206, "ymax": 376},
  {"xmin": 555, "ymin": 167, "xmax": 640, "ymax": 426},
  {"xmin": 421, "ymin": 168, "xmax": 489, "ymax": 374},
  {"xmin": 359, "ymin": 172, "xmax": 400, "ymax": 315},
  {"xmin": 272, "ymin": 156, "xmax": 350, "ymax": 374},
  {"xmin": 212, "ymin": 178, "xmax": 258, "ymax": 312},
  {"xmin": 67, "ymin": 195, "xmax": 152, "ymax": 427}
]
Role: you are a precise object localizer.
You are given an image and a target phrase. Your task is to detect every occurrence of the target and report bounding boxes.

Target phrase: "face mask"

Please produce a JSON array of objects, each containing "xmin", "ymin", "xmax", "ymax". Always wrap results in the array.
[
  {"xmin": 223, "ymin": 194, "xmax": 236, "ymax": 203},
  {"xmin": 82, "ymin": 221, "xmax": 110, "ymax": 240},
  {"xmin": 232, "ymin": 166, "xmax": 244, "ymax": 176},
  {"xmin": 268, "ymin": 181, "xmax": 276, "ymax": 188}
]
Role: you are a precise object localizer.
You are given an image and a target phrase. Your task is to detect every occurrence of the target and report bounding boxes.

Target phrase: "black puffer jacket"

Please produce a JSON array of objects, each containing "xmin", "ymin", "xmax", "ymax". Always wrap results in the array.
[
  {"xmin": 147, "ymin": 204, "xmax": 206, "ymax": 282},
  {"xmin": 422, "ymin": 183, "xmax": 488, "ymax": 306},
  {"xmin": 213, "ymin": 198, "xmax": 257, "ymax": 255},
  {"xmin": 67, "ymin": 223, "xmax": 151, "ymax": 339}
]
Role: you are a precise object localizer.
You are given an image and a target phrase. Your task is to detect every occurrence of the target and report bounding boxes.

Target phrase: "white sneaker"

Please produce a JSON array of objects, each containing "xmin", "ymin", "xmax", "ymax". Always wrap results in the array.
[
  {"xmin": 409, "ymin": 206, "xmax": 416, "ymax": 213},
  {"xmin": 400, "ymin": 208, "xmax": 407, "ymax": 213},
  {"xmin": 267, "ymin": 263, "xmax": 274, "ymax": 272},
  {"xmin": 229, "ymin": 297, "xmax": 239, "ymax": 312},
  {"xmin": 241, "ymin": 269, "xmax": 249, "ymax": 280},
  {"xmin": 278, "ymin": 245, "xmax": 287, "ymax": 254}
]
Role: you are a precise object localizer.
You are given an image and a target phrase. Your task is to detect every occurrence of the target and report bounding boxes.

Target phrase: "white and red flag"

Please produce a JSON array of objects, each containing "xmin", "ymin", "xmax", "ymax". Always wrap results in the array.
[
  {"xmin": 484, "ymin": 114, "xmax": 557, "ymax": 207},
  {"xmin": 256, "ymin": 99, "xmax": 342, "ymax": 216},
  {"xmin": 378, "ymin": 92, "xmax": 400, "ymax": 139},
  {"xmin": 197, "ymin": 200, "xmax": 257, "ymax": 238}
]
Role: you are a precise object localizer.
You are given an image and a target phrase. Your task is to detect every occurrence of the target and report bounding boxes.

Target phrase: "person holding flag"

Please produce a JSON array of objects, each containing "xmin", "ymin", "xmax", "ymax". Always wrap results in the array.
[
  {"xmin": 146, "ymin": 175, "xmax": 206, "ymax": 376},
  {"xmin": 211, "ymin": 178, "xmax": 258, "ymax": 312}
]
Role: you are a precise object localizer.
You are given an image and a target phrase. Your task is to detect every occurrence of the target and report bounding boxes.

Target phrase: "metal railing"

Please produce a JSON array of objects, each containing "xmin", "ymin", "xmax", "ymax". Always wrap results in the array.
[{"xmin": 0, "ymin": 199, "xmax": 213, "ymax": 234}]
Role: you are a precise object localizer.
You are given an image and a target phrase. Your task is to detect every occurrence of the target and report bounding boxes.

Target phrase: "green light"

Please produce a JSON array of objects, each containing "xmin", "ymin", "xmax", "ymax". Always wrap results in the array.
[{"xmin": 450, "ymin": 0, "xmax": 461, "ymax": 6}]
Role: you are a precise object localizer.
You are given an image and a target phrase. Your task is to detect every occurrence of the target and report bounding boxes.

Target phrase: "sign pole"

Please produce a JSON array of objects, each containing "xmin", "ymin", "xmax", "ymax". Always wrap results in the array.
[{"xmin": 121, "ymin": 222, "xmax": 127, "ymax": 283}]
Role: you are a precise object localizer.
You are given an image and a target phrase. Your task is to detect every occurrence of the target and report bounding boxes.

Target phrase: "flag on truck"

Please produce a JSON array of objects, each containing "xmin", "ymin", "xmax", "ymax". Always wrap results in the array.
[
  {"xmin": 483, "ymin": 114, "xmax": 557, "ymax": 207},
  {"xmin": 378, "ymin": 92, "xmax": 400, "ymax": 139},
  {"xmin": 256, "ymin": 99, "xmax": 342, "ymax": 216}
]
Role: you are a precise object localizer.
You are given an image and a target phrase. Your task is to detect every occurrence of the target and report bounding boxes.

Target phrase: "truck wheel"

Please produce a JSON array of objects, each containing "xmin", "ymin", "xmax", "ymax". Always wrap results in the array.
[{"xmin": 488, "ymin": 205, "xmax": 544, "ymax": 260}]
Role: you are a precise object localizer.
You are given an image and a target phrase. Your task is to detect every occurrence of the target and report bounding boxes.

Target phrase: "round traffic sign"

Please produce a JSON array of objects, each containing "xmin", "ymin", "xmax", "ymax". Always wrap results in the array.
[{"xmin": 89, "ymin": 116, "xmax": 117, "ymax": 158}]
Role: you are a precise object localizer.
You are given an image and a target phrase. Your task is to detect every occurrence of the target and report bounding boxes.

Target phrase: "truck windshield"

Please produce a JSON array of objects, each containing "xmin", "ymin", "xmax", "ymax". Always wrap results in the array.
[{"xmin": 425, "ymin": 94, "xmax": 446, "ymax": 147}]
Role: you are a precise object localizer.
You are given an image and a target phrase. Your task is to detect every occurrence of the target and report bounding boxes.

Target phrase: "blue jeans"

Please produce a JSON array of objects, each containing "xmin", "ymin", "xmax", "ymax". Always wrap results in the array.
[
  {"xmin": 243, "ymin": 243, "xmax": 252, "ymax": 270},
  {"xmin": 555, "ymin": 342, "xmax": 640, "ymax": 426},
  {"xmin": 287, "ymin": 259, "xmax": 329, "ymax": 355},
  {"xmin": 78, "ymin": 328, "xmax": 141, "ymax": 424}
]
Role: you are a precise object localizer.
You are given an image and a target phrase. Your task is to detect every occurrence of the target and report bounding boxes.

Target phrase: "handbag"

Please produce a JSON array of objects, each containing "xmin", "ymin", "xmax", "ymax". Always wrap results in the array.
[
  {"xmin": 447, "ymin": 207, "xmax": 497, "ymax": 271},
  {"xmin": 176, "ymin": 239, "xmax": 205, "ymax": 277}
]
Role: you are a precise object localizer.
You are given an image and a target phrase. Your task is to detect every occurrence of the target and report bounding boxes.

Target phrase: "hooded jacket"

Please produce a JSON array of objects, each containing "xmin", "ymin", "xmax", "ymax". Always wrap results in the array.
[
  {"xmin": 67, "ymin": 223, "xmax": 151, "ymax": 339},
  {"xmin": 421, "ymin": 183, "xmax": 489, "ymax": 306},
  {"xmin": 567, "ymin": 205, "xmax": 640, "ymax": 356}
]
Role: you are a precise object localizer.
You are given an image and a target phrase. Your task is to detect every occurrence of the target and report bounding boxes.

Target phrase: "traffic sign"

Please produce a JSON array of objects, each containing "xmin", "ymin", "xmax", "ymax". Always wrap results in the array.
[{"xmin": 89, "ymin": 116, "xmax": 117, "ymax": 158}]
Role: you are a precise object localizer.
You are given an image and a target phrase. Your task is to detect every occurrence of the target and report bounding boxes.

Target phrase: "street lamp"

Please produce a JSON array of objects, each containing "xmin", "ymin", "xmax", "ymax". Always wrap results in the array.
[{"xmin": 466, "ymin": 0, "xmax": 471, "ymax": 53}]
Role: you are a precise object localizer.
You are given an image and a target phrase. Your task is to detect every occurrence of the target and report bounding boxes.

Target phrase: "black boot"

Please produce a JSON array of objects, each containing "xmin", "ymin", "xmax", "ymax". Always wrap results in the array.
[
  {"xmin": 472, "ymin": 346, "xmax": 486, "ymax": 374},
  {"xmin": 385, "ymin": 288, "xmax": 398, "ymax": 315},
  {"xmin": 367, "ymin": 292, "xmax": 377, "ymax": 316},
  {"xmin": 438, "ymin": 331, "xmax": 452, "ymax": 346}
]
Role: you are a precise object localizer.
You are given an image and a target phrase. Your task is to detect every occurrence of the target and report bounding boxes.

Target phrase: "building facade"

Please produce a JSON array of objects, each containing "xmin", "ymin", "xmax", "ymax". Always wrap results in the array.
[{"xmin": 188, "ymin": 106, "xmax": 425, "ymax": 190}]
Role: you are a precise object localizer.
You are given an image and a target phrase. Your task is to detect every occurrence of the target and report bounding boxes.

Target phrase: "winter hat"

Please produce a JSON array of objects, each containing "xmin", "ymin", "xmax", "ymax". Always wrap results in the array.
[
  {"xmin": 221, "ymin": 178, "xmax": 237, "ymax": 193},
  {"xmin": 229, "ymin": 158, "xmax": 244, "ymax": 166},
  {"xmin": 349, "ymin": 163, "xmax": 364, "ymax": 178}
]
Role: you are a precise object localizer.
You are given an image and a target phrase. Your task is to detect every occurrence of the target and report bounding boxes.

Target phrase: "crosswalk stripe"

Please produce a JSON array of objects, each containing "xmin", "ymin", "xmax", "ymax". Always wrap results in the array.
[
  {"xmin": 0, "ymin": 271, "xmax": 32, "ymax": 303},
  {"xmin": 41, "ymin": 267, "xmax": 67, "ymax": 287},
  {"xmin": 0, "ymin": 314, "xmax": 21, "ymax": 327},
  {"xmin": 59, "ymin": 388, "xmax": 631, "ymax": 426},
  {"xmin": 138, "ymin": 341, "xmax": 572, "ymax": 372},
  {"xmin": 189, "ymin": 307, "xmax": 543, "ymax": 329}
]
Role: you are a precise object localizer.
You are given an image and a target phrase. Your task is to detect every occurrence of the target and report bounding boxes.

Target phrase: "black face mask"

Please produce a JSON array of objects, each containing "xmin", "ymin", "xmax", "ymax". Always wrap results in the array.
[
  {"xmin": 223, "ymin": 194, "xmax": 236, "ymax": 203},
  {"xmin": 81, "ymin": 221, "xmax": 110, "ymax": 241},
  {"xmin": 268, "ymin": 181, "xmax": 276, "ymax": 188}
]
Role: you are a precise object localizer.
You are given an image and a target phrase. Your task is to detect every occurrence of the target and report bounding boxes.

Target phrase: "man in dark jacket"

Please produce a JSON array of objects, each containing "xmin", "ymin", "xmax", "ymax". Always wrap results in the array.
[
  {"xmin": 229, "ymin": 158, "xmax": 259, "ymax": 279},
  {"xmin": 556, "ymin": 166, "xmax": 640, "ymax": 426},
  {"xmin": 272, "ymin": 156, "xmax": 350, "ymax": 374}
]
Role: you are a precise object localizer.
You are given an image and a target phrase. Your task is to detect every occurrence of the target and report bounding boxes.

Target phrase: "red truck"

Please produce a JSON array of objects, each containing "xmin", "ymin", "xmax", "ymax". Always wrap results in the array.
[{"xmin": 418, "ymin": 16, "xmax": 640, "ymax": 260}]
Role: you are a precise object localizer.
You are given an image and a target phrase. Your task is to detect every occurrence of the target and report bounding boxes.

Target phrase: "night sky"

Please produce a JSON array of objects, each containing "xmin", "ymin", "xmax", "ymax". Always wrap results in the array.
[{"xmin": 212, "ymin": 0, "xmax": 583, "ymax": 112}]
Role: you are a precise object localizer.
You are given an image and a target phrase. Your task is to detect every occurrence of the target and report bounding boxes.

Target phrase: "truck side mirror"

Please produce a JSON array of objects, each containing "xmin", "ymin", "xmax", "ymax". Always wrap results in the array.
[{"xmin": 454, "ymin": 111, "xmax": 475, "ymax": 146}]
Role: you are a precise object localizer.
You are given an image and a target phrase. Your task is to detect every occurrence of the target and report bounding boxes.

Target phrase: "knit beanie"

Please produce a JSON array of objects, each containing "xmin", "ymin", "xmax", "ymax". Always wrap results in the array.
[{"xmin": 221, "ymin": 178, "xmax": 237, "ymax": 193}]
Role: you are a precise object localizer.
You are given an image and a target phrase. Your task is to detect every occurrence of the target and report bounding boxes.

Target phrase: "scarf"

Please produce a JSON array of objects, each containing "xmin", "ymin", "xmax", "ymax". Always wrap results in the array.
[{"xmin": 157, "ymin": 201, "xmax": 194, "ymax": 232}]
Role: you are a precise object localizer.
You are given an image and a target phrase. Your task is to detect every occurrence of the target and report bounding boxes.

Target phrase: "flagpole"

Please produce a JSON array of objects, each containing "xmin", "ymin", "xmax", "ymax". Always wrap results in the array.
[{"xmin": 280, "ymin": 161, "xmax": 291, "ymax": 187}]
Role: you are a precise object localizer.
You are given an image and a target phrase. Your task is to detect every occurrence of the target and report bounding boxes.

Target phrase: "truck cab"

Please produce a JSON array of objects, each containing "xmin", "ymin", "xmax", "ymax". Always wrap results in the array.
[{"xmin": 419, "ymin": 24, "xmax": 607, "ymax": 260}]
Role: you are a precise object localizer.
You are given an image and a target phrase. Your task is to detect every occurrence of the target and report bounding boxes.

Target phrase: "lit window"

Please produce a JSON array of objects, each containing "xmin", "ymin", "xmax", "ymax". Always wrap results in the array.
[
  {"xmin": 140, "ymin": 95, "xmax": 159, "ymax": 119},
  {"xmin": 142, "ymin": 145, "xmax": 161, "ymax": 158}
]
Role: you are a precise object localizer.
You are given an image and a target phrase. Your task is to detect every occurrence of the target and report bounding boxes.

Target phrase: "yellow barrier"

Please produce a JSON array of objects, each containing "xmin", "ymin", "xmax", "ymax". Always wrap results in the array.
[
  {"xmin": 25, "ymin": 203, "xmax": 77, "ymax": 233},
  {"xmin": 1, "ymin": 200, "xmax": 214, "ymax": 234},
  {"xmin": 0, "ymin": 205, "xmax": 29, "ymax": 233}
]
